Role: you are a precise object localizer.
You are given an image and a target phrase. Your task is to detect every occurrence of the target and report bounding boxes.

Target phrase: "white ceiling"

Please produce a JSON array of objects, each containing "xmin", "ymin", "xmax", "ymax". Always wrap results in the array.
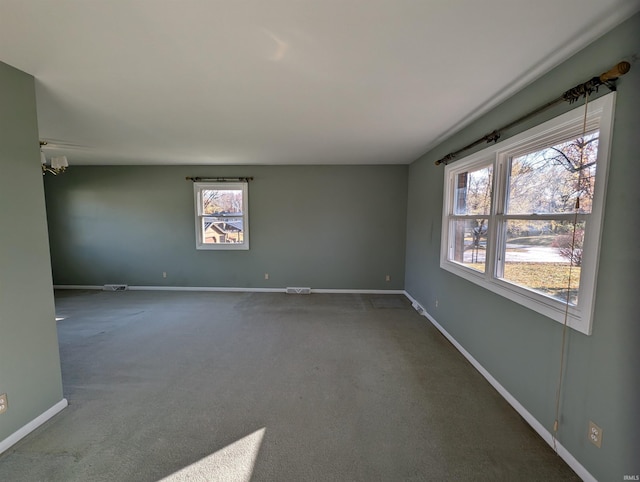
[{"xmin": 1, "ymin": 1, "xmax": 638, "ymax": 165}]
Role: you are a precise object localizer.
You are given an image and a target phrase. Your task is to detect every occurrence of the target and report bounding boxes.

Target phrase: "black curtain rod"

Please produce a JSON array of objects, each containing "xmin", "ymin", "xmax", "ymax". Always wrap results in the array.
[
  {"xmin": 435, "ymin": 61, "xmax": 631, "ymax": 166},
  {"xmin": 186, "ymin": 176, "xmax": 254, "ymax": 182}
]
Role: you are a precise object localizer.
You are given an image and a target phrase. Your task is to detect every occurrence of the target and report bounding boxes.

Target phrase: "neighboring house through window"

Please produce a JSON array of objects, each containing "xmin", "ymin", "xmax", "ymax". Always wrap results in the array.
[{"xmin": 194, "ymin": 182, "xmax": 249, "ymax": 250}]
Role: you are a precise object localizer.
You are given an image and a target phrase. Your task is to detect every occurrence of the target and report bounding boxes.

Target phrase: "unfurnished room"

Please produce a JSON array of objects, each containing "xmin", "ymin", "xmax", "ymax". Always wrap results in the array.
[{"xmin": 1, "ymin": 1, "xmax": 639, "ymax": 481}]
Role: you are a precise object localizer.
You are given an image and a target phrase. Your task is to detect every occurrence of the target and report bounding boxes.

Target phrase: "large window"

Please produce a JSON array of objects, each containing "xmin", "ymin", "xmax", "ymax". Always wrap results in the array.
[
  {"xmin": 194, "ymin": 182, "xmax": 249, "ymax": 250},
  {"xmin": 441, "ymin": 93, "xmax": 615, "ymax": 334}
]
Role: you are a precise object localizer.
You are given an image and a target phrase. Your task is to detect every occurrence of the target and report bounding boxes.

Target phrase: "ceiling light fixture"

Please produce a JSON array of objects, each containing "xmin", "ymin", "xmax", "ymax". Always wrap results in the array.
[{"xmin": 40, "ymin": 140, "xmax": 69, "ymax": 175}]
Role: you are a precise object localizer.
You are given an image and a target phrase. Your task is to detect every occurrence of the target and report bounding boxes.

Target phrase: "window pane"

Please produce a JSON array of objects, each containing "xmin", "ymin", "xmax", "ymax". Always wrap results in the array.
[
  {"xmin": 202, "ymin": 189, "xmax": 244, "ymax": 215},
  {"xmin": 507, "ymin": 131, "xmax": 598, "ymax": 215},
  {"xmin": 454, "ymin": 165, "xmax": 493, "ymax": 215},
  {"xmin": 203, "ymin": 216, "xmax": 244, "ymax": 244},
  {"xmin": 449, "ymin": 218, "xmax": 489, "ymax": 272},
  {"xmin": 501, "ymin": 220, "xmax": 584, "ymax": 304}
]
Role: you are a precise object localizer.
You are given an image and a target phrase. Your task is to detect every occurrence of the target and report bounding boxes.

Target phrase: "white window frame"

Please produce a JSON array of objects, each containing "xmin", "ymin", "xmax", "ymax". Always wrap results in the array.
[
  {"xmin": 440, "ymin": 93, "xmax": 616, "ymax": 335},
  {"xmin": 194, "ymin": 182, "xmax": 249, "ymax": 250}
]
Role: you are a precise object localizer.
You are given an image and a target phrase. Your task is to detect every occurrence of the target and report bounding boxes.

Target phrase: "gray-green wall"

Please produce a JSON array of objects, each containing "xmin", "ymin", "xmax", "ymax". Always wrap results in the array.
[
  {"xmin": 0, "ymin": 62, "xmax": 64, "ymax": 443},
  {"xmin": 405, "ymin": 13, "xmax": 640, "ymax": 480},
  {"xmin": 45, "ymin": 164, "xmax": 407, "ymax": 290}
]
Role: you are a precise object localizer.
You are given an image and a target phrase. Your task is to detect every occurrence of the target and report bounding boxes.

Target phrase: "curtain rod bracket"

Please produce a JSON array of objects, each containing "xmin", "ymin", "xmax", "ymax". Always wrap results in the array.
[{"xmin": 485, "ymin": 131, "xmax": 501, "ymax": 143}]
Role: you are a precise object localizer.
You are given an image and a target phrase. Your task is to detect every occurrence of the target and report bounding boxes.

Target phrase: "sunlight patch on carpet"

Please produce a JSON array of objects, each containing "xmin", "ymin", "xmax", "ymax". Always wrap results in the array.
[{"xmin": 160, "ymin": 428, "xmax": 265, "ymax": 482}]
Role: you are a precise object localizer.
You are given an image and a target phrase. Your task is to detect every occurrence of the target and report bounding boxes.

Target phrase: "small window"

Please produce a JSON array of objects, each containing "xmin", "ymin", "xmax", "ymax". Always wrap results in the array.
[
  {"xmin": 441, "ymin": 93, "xmax": 616, "ymax": 335},
  {"xmin": 194, "ymin": 182, "xmax": 249, "ymax": 250}
]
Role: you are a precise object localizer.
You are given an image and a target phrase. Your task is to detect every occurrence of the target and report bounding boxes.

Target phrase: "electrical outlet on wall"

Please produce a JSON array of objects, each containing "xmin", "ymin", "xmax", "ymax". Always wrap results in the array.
[
  {"xmin": 385, "ymin": 274, "xmax": 391, "ymax": 282},
  {"xmin": 0, "ymin": 393, "xmax": 7, "ymax": 414},
  {"xmin": 588, "ymin": 421, "xmax": 602, "ymax": 447},
  {"xmin": 264, "ymin": 273, "xmax": 269, "ymax": 280}
]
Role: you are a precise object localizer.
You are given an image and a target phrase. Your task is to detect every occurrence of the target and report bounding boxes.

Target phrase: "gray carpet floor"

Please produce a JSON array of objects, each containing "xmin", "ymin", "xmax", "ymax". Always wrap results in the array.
[{"xmin": 0, "ymin": 290, "xmax": 580, "ymax": 481}]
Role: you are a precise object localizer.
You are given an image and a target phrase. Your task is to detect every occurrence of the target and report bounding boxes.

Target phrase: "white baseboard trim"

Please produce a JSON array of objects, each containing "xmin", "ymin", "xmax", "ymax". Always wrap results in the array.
[
  {"xmin": 0, "ymin": 398, "xmax": 68, "ymax": 455},
  {"xmin": 311, "ymin": 289, "xmax": 405, "ymax": 295},
  {"xmin": 402, "ymin": 291, "xmax": 595, "ymax": 482},
  {"xmin": 128, "ymin": 286, "xmax": 284, "ymax": 293},
  {"xmin": 53, "ymin": 285, "xmax": 102, "ymax": 290},
  {"xmin": 53, "ymin": 285, "xmax": 406, "ymax": 295}
]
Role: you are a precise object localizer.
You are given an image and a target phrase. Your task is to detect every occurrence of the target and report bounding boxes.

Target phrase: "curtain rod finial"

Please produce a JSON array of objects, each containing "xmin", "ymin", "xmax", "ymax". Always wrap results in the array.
[{"xmin": 599, "ymin": 61, "xmax": 631, "ymax": 82}]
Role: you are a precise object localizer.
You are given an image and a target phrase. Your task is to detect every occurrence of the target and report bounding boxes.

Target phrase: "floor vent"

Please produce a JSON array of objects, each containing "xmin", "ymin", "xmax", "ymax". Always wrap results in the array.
[
  {"xmin": 103, "ymin": 284, "xmax": 128, "ymax": 291},
  {"xmin": 412, "ymin": 301, "xmax": 425, "ymax": 315},
  {"xmin": 286, "ymin": 287, "xmax": 311, "ymax": 295}
]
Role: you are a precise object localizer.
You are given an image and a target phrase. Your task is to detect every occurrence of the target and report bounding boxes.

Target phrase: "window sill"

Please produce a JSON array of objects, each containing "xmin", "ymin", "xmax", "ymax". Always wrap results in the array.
[{"xmin": 196, "ymin": 243, "xmax": 249, "ymax": 251}]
